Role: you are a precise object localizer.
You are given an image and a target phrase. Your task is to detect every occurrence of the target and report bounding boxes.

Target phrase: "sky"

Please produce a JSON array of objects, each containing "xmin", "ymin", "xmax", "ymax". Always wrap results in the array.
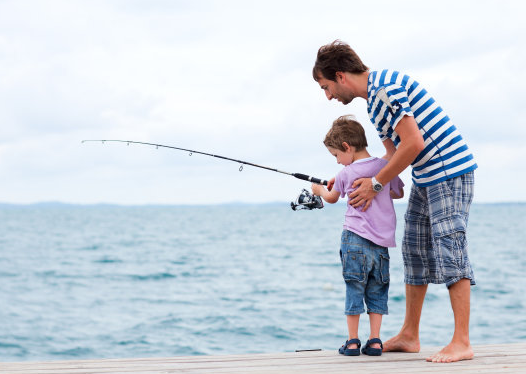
[{"xmin": 0, "ymin": 0, "xmax": 524, "ymax": 205}]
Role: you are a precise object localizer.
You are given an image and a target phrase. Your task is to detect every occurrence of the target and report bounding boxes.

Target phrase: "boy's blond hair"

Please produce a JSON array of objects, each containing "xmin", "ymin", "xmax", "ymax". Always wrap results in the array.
[{"xmin": 324, "ymin": 115, "xmax": 368, "ymax": 151}]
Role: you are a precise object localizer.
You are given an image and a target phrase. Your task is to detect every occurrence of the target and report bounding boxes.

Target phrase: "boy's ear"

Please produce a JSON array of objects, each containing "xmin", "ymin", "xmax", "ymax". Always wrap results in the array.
[{"xmin": 342, "ymin": 142, "xmax": 352, "ymax": 152}]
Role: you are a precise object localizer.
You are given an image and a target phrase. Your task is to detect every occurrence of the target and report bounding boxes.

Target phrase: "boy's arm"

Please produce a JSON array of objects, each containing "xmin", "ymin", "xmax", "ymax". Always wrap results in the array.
[
  {"xmin": 382, "ymin": 138, "xmax": 397, "ymax": 161},
  {"xmin": 390, "ymin": 188, "xmax": 404, "ymax": 199},
  {"xmin": 311, "ymin": 183, "xmax": 340, "ymax": 204},
  {"xmin": 389, "ymin": 175, "xmax": 405, "ymax": 199}
]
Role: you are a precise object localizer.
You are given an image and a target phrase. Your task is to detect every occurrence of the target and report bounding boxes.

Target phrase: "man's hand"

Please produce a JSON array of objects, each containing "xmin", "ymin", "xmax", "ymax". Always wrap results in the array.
[{"xmin": 348, "ymin": 177, "xmax": 377, "ymax": 211}]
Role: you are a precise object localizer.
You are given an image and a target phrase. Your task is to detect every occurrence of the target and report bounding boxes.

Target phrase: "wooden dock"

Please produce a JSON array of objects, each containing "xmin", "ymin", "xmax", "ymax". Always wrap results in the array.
[{"xmin": 1, "ymin": 343, "xmax": 525, "ymax": 374}]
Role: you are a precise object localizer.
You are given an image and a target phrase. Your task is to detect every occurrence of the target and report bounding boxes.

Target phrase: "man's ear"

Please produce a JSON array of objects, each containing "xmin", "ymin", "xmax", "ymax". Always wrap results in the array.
[{"xmin": 336, "ymin": 71, "xmax": 345, "ymax": 83}]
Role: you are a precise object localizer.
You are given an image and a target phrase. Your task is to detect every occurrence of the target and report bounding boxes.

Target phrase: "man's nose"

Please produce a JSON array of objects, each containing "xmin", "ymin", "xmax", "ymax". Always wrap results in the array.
[{"xmin": 325, "ymin": 91, "xmax": 333, "ymax": 100}]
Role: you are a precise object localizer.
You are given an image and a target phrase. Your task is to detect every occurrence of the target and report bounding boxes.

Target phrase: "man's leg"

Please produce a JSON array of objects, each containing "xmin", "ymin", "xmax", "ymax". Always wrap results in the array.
[
  {"xmin": 426, "ymin": 278, "xmax": 474, "ymax": 362},
  {"xmin": 385, "ymin": 184, "xmax": 429, "ymax": 353},
  {"xmin": 383, "ymin": 283, "xmax": 427, "ymax": 352},
  {"xmin": 426, "ymin": 173, "xmax": 475, "ymax": 363}
]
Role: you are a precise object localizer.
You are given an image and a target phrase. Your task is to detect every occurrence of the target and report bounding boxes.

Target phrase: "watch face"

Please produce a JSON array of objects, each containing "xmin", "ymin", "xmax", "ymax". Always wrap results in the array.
[{"xmin": 373, "ymin": 183, "xmax": 382, "ymax": 192}]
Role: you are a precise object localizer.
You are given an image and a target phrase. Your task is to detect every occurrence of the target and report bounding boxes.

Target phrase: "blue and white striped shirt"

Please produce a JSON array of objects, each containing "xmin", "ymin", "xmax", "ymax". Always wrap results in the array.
[{"xmin": 367, "ymin": 69, "xmax": 477, "ymax": 186}]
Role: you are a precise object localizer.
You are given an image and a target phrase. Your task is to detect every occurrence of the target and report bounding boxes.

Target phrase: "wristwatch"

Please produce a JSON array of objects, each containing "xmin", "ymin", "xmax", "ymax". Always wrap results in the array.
[{"xmin": 371, "ymin": 176, "xmax": 384, "ymax": 192}]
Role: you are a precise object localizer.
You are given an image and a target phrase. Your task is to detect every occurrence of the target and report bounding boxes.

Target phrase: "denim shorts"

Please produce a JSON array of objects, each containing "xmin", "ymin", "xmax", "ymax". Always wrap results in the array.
[
  {"xmin": 403, "ymin": 171, "xmax": 475, "ymax": 288},
  {"xmin": 340, "ymin": 230, "xmax": 390, "ymax": 315}
]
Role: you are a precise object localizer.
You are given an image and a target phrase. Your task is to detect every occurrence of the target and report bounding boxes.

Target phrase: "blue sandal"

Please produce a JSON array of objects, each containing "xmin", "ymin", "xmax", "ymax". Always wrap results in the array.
[
  {"xmin": 361, "ymin": 338, "xmax": 383, "ymax": 356},
  {"xmin": 338, "ymin": 338, "xmax": 361, "ymax": 356}
]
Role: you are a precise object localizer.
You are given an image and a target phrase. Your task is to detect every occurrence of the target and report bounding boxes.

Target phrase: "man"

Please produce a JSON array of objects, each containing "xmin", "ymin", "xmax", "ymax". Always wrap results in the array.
[{"xmin": 312, "ymin": 40, "xmax": 477, "ymax": 363}]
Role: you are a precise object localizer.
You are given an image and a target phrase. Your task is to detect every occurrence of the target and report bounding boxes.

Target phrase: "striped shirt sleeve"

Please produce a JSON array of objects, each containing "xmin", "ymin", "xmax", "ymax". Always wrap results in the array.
[{"xmin": 376, "ymin": 85, "xmax": 414, "ymax": 129}]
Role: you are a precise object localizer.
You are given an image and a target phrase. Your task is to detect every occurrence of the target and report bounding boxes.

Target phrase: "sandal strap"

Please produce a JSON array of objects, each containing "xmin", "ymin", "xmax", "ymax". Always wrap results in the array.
[
  {"xmin": 345, "ymin": 338, "xmax": 361, "ymax": 347},
  {"xmin": 366, "ymin": 338, "xmax": 383, "ymax": 348}
]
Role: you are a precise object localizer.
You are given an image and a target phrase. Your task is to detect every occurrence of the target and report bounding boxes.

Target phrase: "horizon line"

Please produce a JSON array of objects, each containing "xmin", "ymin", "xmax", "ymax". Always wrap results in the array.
[{"xmin": 1, "ymin": 201, "xmax": 525, "ymax": 207}]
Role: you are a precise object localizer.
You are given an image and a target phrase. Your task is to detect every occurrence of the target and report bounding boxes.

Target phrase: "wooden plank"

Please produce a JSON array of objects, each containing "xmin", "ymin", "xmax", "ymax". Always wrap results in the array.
[{"xmin": 0, "ymin": 343, "xmax": 524, "ymax": 374}]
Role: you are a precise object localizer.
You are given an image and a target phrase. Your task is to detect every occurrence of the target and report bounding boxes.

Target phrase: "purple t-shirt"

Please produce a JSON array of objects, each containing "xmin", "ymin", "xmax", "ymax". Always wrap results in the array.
[{"xmin": 334, "ymin": 157, "xmax": 404, "ymax": 248}]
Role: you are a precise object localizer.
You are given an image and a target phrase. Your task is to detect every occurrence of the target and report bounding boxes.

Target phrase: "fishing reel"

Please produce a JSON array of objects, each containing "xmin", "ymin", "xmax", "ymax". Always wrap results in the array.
[{"xmin": 291, "ymin": 189, "xmax": 324, "ymax": 211}]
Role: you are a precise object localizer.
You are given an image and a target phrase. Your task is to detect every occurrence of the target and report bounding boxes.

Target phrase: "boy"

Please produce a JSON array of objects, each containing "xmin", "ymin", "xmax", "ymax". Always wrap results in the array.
[{"xmin": 312, "ymin": 115, "xmax": 404, "ymax": 356}]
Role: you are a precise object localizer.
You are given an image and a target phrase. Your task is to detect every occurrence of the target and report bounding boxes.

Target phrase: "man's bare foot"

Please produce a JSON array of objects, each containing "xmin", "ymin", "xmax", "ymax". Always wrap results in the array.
[
  {"xmin": 426, "ymin": 342, "xmax": 474, "ymax": 363},
  {"xmin": 383, "ymin": 334, "xmax": 420, "ymax": 353}
]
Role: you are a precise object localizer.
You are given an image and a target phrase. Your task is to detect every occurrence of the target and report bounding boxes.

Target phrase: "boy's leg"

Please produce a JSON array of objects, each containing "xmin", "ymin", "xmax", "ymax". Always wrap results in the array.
[
  {"xmin": 346, "ymin": 314, "xmax": 360, "ymax": 349},
  {"xmin": 340, "ymin": 230, "xmax": 367, "ymax": 348},
  {"xmin": 362, "ymin": 244, "xmax": 390, "ymax": 350},
  {"xmin": 368, "ymin": 313, "xmax": 383, "ymax": 349}
]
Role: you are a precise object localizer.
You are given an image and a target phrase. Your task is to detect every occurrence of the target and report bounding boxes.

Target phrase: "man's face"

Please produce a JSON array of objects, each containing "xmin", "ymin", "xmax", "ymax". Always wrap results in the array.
[{"xmin": 316, "ymin": 73, "xmax": 354, "ymax": 105}]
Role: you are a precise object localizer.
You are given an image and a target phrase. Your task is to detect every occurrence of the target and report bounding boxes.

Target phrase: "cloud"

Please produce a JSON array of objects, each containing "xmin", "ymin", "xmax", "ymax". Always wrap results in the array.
[{"xmin": 0, "ymin": 0, "xmax": 524, "ymax": 204}]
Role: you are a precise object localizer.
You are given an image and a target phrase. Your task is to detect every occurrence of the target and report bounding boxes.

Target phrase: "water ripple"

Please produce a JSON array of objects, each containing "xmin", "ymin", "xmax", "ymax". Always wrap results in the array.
[{"xmin": 0, "ymin": 203, "xmax": 524, "ymax": 361}]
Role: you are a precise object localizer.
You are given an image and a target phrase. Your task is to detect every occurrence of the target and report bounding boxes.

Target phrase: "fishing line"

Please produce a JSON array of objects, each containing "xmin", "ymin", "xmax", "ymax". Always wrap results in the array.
[{"xmin": 81, "ymin": 139, "xmax": 328, "ymax": 186}]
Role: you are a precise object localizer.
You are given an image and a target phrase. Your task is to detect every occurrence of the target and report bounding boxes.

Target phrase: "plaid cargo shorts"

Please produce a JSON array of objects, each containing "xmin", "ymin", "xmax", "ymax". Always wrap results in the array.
[{"xmin": 402, "ymin": 171, "xmax": 475, "ymax": 288}]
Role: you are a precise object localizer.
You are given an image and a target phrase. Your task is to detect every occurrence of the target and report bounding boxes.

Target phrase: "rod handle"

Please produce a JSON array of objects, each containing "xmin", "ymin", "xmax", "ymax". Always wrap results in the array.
[{"xmin": 293, "ymin": 173, "xmax": 328, "ymax": 186}]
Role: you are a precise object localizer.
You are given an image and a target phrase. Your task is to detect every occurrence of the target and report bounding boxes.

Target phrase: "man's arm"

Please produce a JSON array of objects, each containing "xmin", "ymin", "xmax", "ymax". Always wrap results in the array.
[{"xmin": 348, "ymin": 115, "xmax": 424, "ymax": 210}]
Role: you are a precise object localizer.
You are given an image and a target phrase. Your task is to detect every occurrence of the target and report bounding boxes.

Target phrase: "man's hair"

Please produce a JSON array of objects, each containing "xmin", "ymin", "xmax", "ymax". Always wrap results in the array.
[
  {"xmin": 313, "ymin": 40, "xmax": 368, "ymax": 82},
  {"xmin": 324, "ymin": 115, "xmax": 368, "ymax": 152}
]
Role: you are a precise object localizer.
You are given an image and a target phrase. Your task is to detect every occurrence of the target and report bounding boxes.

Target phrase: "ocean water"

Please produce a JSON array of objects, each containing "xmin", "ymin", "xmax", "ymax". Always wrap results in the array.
[{"xmin": 0, "ymin": 202, "xmax": 524, "ymax": 362}]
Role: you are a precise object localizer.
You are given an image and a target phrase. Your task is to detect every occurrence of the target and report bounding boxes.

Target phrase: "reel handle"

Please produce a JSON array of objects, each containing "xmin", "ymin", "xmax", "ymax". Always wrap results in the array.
[{"xmin": 292, "ymin": 173, "xmax": 328, "ymax": 186}]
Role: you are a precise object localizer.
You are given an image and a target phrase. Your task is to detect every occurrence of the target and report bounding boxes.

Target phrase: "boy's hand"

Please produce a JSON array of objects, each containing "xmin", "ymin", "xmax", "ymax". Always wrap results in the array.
[
  {"xmin": 314, "ymin": 180, "xmax": 340, "ymax": 204},
  {"xmin": 327, "ymin": 177, "xmax": 335, "ymax": 191},
  {"xmin": 311, "ymin": 183, "xmax": 323, "ymax": 196}
]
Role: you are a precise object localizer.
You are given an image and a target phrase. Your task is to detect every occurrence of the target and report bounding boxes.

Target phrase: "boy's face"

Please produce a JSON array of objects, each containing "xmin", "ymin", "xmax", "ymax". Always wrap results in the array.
[{"xmin": 327, "ymin": 143, "xmax": 355, "ymax": 166}]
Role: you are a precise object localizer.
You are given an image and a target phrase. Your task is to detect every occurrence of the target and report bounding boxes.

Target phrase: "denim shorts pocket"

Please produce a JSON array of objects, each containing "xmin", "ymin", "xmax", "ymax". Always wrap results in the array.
[
  {"xmin": 379, "ymin": 253, "xmax": 390, "ymax": 284},
  {"xmin": 341, "ymin": 248, "xmax": 366, "ymax": 283}
]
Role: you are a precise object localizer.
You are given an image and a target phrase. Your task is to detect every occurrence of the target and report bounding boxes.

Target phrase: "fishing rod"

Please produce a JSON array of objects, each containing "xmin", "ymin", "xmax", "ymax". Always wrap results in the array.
[
  {"xmin": 82, "ymin": 139, "xmax": 327, "ymax": 210},
  {"xmin": 82, "ymin": 139, "xmax": 328, "ymax": 186}
]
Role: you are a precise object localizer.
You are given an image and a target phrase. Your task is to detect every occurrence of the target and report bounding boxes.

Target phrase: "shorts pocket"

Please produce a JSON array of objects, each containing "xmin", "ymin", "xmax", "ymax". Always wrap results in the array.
[
  {"xmin": 340, "ymin": 248, "xmax": 366, "ymax": 283},
  {"xmin": 434, "ymin": 231, "xmax": 468, "ymax": 270},
  {"xmin": 380, "ymin": 253, "xmax": 390, "ymax": 284},
  {"xmin": 431, "ymin": 215, "xmax": 466, "ymax": 238}
]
